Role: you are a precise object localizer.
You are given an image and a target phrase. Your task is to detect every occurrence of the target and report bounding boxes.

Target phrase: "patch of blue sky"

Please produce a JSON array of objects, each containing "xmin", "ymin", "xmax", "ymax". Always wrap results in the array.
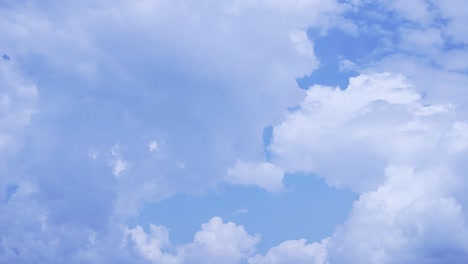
[
  {"xmin": 133, "ymin": 174, "xmax": 357, "ymax": 254},
  {"xmin": 298, "ymin": 2, "xmax": 405, "ymax": 90},
  {"xmin": 297, "ymin": 28, "xmax": 362, "ymax": 89},
  {"xmin": 3, "ymin": 184, "xmax": 18, "ymax": 203}
]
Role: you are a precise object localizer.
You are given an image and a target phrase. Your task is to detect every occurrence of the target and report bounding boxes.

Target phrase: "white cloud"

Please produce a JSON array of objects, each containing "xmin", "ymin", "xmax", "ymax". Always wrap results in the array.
[
  {"xmin": 125, "ymin": 224, "xmax": 175, "ymax": 263},
  {"xmin": 439, "ymin": 49, "xmax": 468, "ymax": 72},
  {"xmin": 4, "ymin": 1, "xmax": 468, "ymax": 263},
  {"xmin": 234, "ymin": 208, "xmax": 248, "ymax": 214},
  {"xmin": 433, "ymin": 0, "xmax": 468, "ymax": 44},
  {"xmin": 377, "ymin": 0, "xmax": 433, "ymax": 25},
  {"xmin": 178, "ymin": 217, "xmax": 260, "ymax": 264},
  {"xmin": 249, "ymin": 238, "xmax": 328, "ymax": 264},
  {"xmin": 113, "ymin": 158, "xmax": 128, "ymax": 176},
  {"xmin": 228, "ymin": 2, "xmax": 468, "ymax": 263},
  {"xmin": 106, "ymin": 145, "xmax": 129, "ymax": 177},
  {"xmin": 176, "ymin": 162, "xmax": 186, "ymax": 169},
  {"xmin": 227, "ymin": 160, "xmax": 285, "ymax": 192},
  {"xmin": 0, "ymin": 0, "xmax": 347, "ymax": 216},
  {"xmin": 0, "ymin": 179, "xmax": 123, "ymax": 264},
  {"xmin": 148, "ymin": 141, "xmax": 158, "ymax": 152},
  {"xmin": 269, "ymin": 73, "xmax": 429, "ymax": 191},
  {"xmin": 125, "ymin": 217, "xmax": 260, "ymax": 264},
  {"xmin": 88, "ymin": 150, "xmax": 99, "ymax": 160},
  {"xmin": 0, "ymin": 61, "xmax": 39, "ymax": 246},
  {"xmin": 327, "ymin": 164, "xmax": 468, "ymax": 263},
  {"xmin": 0, "ymin": 0, "xmax": 346, "ymax": 262},
  {"xmin": 439, "ymin": 122, "xmax": 468, "ymax": 154},
  {"xmin": 338, "ymin": 58, "xmax": 358, "ymax": 72},
  {"xmin": 0, "ymin": 62, "xmax": 38, "ymax": 157},
  {"xmin": 289, "ymin": 29, "xmax": 317, "ymax": 62},
  {"xmin": 399, "ymin": 28, "xmax": 444, "ymax": 55},
  {"xmin": 259, "ymin": 68, "xmax": 468, "ymax": 262}
]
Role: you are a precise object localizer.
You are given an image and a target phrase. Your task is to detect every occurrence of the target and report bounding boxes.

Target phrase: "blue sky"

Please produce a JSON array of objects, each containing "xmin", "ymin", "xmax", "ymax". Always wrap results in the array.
[{"xmin": 2, "ymin": 1, "xmax": 468, "ymax": 263}]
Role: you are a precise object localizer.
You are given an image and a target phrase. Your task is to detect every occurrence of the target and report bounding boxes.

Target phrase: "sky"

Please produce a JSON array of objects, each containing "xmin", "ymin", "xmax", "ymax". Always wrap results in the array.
[{"xmin": 1, "ymin": 0, "xmax": 468, "ymax": 263}]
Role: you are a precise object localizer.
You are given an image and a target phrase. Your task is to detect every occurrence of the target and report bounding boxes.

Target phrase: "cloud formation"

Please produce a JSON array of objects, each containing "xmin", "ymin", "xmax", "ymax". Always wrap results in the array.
[
  {"xmin": 249, "ymin": 239, "xmax": 328, "ymax": 264},
  {"xmin": 2, "ymin": 0, "xmax": 468, "ymax": 263},
  {"xmin": 0, "ymin": 0, "xmax": 347, "ymax": 263},
  {"xmin": 227, "ymin": 160, "xmax": 285, "ymax": 192},
  {"xmin": 244, "ymin": 1, "xmax": 468, "ymax": 263},
  {"xmin": 126, "ymin": 217, "xmax": 260, "ymax": 264}
]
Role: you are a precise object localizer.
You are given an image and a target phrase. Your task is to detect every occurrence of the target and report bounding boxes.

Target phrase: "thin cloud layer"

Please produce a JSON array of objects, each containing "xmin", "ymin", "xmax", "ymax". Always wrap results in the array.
[{"xmin": 0, "ymin": 62, "xmax": 37, "ymax": 157}]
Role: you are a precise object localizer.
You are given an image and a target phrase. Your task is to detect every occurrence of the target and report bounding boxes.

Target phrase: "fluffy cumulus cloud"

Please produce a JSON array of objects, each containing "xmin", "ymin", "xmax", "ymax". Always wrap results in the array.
[
  {"xmin": 247, "ymin": 1, "xmax": 468, "ymax": 263},
  {"xmin": 327, "ymin": 165, "xmax": 468, "ymax": 264},
  {"xmin": 256, "ymin": 69, "xmax": 468, "ymax": 262},
  {"xmin": 270, "ymin": 73, "xmax": 425, "ymax": 191},
  {"xmin": 125, "ymin": 217, "xmax": 260, "ymax": 264},
  {"xmin": 249, "ymin": 239, "xmax": 328, "ymax": 264}
]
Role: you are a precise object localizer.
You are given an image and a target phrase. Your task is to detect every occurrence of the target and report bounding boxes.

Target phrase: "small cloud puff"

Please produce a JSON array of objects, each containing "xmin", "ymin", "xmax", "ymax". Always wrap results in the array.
[
  {"xmin": 227, "ymin": 160, "xmax": 285, "ymax": 192},
  {"xmin": 106, "ymin": 145, "xmax": 129, "ymax": 177},
  {"xmin": 148, "ymin": 141, "xmax": 158, "ymax": 152},
  {"xmin": 234, "ymin": 208, "xmax": 248, "ymax": 214},
  {"xmin": 88, "ymin": 150, "xmax": 99, "ymax": 160}
]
